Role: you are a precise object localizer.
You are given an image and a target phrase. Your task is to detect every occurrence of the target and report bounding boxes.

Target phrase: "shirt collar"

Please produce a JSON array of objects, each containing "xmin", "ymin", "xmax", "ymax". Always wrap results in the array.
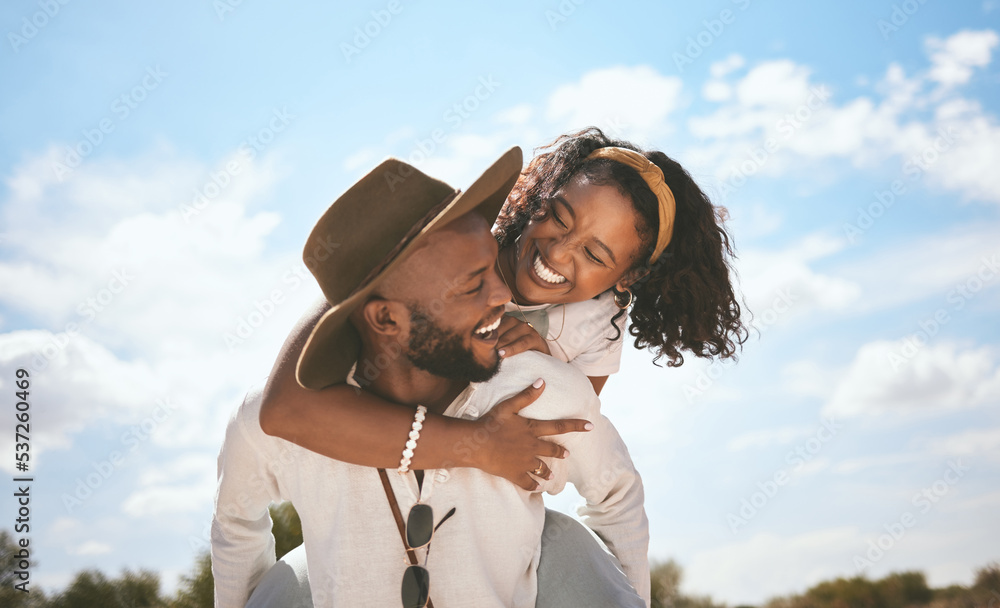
[{"xmin": 346, "ymin": 361, "xmax": 481, "ymax": 418}]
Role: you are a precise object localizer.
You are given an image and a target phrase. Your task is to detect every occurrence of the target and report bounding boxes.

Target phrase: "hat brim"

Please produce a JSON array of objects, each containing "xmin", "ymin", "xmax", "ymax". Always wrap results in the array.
[{"xmin": 296, "ymin": 147, "xmax": 522, "ymax": 390}]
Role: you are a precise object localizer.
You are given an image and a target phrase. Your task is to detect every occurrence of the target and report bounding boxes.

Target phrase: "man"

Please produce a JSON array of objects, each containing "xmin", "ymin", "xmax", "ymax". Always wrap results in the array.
[{"xmin": 211, "ymin": 148, "xmax": 649, "ymax": 607}]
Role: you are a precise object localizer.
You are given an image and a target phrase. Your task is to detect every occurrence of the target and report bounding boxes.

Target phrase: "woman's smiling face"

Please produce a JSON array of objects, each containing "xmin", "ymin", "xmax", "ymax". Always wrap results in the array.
[{"xmin": 505, "ymin": 173, "xmax": 648, "ymax": 306}]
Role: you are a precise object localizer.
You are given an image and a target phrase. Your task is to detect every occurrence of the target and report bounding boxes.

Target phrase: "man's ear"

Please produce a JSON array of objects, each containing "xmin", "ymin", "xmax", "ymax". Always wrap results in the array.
[{"xmin": 359, "ymin": 297, "xmax": 408, "ymax": 337}]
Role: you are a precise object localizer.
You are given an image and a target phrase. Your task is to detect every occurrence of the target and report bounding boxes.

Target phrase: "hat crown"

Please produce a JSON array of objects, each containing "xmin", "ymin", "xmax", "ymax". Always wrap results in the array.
[
  {"xmin": 296, "ymin": 147, "xmax": 523, "ymax": 390},
  {"xmin": 303, "ymin": 159, "xmax": 455, "ymax": 305}
]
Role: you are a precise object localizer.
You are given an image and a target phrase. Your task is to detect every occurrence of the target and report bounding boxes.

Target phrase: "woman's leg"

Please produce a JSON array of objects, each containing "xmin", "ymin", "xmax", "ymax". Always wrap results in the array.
[
  {"xmin": 245, "ymin": 544, "xmax": 314, "ymax": 608},
  {"xmin": 535, "ymin": 509, "xmax": 646, "ymax": 608}
]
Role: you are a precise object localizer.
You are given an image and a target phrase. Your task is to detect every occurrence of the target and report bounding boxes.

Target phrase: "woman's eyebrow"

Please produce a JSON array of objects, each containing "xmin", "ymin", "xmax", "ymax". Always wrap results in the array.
[
  {"xmin": 553, "ymin": 196, "xmax": 575, "ymax": 218},
  {"xmin": 554, "ymin": 196, "xmax": 617, "ymax": 265},
  {"xmin": 593, "ymin": 238, "xmax": 617, "ymax": 266}
]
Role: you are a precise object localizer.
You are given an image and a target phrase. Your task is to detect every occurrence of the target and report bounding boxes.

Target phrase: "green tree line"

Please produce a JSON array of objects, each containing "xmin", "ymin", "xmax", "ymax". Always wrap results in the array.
[
  {"xmin": 3, "ymin": 503, "xmax": 998, "ymax": 607},
  {"xmin": 0, "ymin": 503, "xmax": 300, "ymax": 608}
]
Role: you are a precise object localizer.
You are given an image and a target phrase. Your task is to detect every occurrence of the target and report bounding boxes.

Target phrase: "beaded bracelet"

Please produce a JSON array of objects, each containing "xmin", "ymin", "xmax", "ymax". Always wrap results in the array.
[{"xmin": 397, "ymin": 405, "xmax": 427, "ymax": 474}]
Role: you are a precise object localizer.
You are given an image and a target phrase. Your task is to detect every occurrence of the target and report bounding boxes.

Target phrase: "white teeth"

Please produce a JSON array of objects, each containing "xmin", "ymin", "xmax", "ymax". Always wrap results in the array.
[
  {"xmin": 475, "ymin": 316, "xmax": 502, "ymax": 335},
  {"xmin": 533, "ymin": 252, "xmax": 567, "ymax": 284}
]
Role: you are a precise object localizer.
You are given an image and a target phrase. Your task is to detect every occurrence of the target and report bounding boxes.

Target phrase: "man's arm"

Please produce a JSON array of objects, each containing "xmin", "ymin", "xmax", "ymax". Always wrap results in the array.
[
  {"xmin": 258, "ymin": 296, "xmax": 589, "ymax": 491},
  {"xmin": 211, "ymin": 388, "xmax": 283, "ymax": 608}
]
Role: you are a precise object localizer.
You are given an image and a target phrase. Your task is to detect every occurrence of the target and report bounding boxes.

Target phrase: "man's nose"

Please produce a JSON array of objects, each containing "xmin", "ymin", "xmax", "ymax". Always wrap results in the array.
[{"xmin": 488, "ymin": 266, "xmax": 511, "ymax": 306}]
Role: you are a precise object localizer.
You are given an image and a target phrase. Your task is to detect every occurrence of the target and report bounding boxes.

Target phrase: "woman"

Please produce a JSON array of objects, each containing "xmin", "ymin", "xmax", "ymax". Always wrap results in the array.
[{"xmin": 259, "ymin": 127, "xmax": 747, "ymax": 488}]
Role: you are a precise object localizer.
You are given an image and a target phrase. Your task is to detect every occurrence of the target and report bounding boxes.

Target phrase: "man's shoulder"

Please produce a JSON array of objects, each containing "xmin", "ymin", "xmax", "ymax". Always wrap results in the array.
[{"xmin": 225, "ymin": 378, "xmax": 269, "ymax": 441}]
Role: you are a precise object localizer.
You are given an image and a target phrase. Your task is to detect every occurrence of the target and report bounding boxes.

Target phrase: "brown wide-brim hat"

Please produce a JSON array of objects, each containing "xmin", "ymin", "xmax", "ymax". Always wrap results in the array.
[{"xmin": 296, "ymin": 146, "xmax": 523, "ymax": 390}]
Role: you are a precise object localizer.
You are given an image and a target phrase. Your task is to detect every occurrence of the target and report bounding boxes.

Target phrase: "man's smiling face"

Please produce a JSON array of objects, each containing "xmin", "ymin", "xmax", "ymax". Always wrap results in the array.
[{"xmin": 382, "ymin": 212, "xmax": 512, "ymax": 382}]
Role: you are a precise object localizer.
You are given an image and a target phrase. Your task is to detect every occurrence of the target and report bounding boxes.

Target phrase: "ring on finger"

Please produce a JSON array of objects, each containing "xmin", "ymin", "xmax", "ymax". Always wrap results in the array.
[{"xmin": 531, "ymin": 464, "xmax": 544, "ymax": 476}]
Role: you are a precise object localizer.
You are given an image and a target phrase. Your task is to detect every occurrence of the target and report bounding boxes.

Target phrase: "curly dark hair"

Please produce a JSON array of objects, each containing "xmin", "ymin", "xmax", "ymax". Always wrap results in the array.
[{"xmin": 494, "ymin": 127, "xmax": 749, "ymax": 367}]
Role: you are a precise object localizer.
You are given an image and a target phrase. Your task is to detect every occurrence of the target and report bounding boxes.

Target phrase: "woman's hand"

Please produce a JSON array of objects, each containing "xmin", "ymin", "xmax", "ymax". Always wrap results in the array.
[
  {"xmin": 497, "ymin": 315, "xmax": 551, "ymax": 358},
  {"xmin": 469, "ymin": 379, "xmax": 592, "ymax": 491}
]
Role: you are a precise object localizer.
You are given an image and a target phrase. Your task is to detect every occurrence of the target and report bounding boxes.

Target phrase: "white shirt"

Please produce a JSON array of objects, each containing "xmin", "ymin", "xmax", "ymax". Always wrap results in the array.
[
  {"xmin": 211, "ymin": 351, "xmax": 649, "ymax": 608},
  {"xmin": 505, "ymin": 291, "xmax": 626, "ymax": 377}
]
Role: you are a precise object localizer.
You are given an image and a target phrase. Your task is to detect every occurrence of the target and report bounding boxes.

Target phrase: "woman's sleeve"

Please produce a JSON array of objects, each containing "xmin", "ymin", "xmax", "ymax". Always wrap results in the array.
[{"xmin": 566, "ymin": 295, "xmax": 627, "ymax": 378}]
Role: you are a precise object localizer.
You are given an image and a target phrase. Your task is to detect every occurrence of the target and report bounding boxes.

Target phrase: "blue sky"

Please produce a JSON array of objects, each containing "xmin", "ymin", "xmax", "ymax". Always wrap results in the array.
[{"xmin": 1, "ymin": 0, "xmax": 999, "ymax": 604}]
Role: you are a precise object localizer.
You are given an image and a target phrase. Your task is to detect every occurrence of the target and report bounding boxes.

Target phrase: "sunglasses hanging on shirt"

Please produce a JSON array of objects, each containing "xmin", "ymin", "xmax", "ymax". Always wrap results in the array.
[
  {"xmin": 378, "ymin": 467, "xmax": 456, "ymax": 608},
  {"xmin": 401, "ymin": 503, "xmax": 456, "ymax": 608}
]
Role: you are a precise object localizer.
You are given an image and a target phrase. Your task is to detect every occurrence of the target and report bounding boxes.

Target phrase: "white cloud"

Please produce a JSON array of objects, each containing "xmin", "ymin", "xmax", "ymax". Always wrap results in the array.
[
  {"xmin": 737, "ymin": 232, "xmax": 862, "ymax": 325},
  {"xmin": 781, "ymin": 359, "xmax": 838, "ymax": 399},
  {"xmin": 49, "ymin": 517, "xmax": 82, "ymax": 536},
  {"xmin": 785, "ymin": 97, "xmax": 878, "ymax": 159},
  {"xmin": 685, "ymin": 527, "xmax": 861, "ymax": 605},
  {"xmin": 493, "ymin": 103, "xmax": 534, "ymax": 125},
  {"xmin": 926, "ymin": 29, "xmax": 999, "ymax": 87},
  {"xmin": 546, "ymin": 65, "xmax": 683, "ymax": 139},
  {"xmin": 833, "ymin": 452, "xmax": 927, "ymax": 475},
  {"xmin": 342, "ymin": 147, "xmax": 377, "ymax": 172},
  {"xmin": 0, "ymin": 148, "xmax": 324, "ymax": 467},
  {"xmin": 932, "ymin": 111, "xmax": 1000, "ymax": 202},
  {"xmin": 927, "ymin": 427, "xmax": 1000, "ymax": 462},
  {"xmin": 736, "ymin": 60, "xmax": 812, "ymax": 107},
  {"xmin": 416, "ymin": 131, "xmax": 524, "ymax": 188},
  {"xmin": 727, "ymin": 425, "xmax": 813, "ymax": 451},
  {"xmin": 710, "ymin": 53, "xmax": 745, "ymax": 78},
  {"xmin": 0, "ymin": 330, "xmax": 160, "ymax": 468},
  {"xmin": 686, "ymin": 29, "xmax": 1000, "ymax": 204},
  {"xmin": 730, "ymin": 202, "xmax": 782, "ymax": 238},
  {"xmin": 687, "ymin": 105, "xmax": 777, "ymax": 141},
  {"xmin": 686, "ymin": 522, "xmax": 998, "ymax": 604},
  {"xmin": 951, "ymin": 488, "xmax": 1000, "ymax": 510},
  {"xmin": 122, "ymin": 454, "xmax": 216, "ymax": 518},
  {"xmin": 68, "ymin": 541, "xmax": 112, "ymax": 556},
  {"xmin": 831, "ymin": 225, "xmax": 1000, "ymax": 314},
  {"xmin": 702, "ymin": 80, "xmax": 732, "ymax": 102},
  {"xmin": 823, "ymin": 341, "xmax": 1000, "ymax": 419}
]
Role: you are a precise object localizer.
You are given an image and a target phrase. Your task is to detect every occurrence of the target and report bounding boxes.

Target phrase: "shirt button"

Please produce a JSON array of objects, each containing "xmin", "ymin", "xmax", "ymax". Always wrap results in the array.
[{"xmin": 435, "ymin": 470, "xmax": 450, "ymax": 483}]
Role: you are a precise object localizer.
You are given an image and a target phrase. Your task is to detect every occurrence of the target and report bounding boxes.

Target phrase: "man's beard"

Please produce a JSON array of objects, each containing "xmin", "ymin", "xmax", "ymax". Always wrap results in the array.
[{"xmin": 406, "ymin": 306, "xmax": 500, "ymax": 383}]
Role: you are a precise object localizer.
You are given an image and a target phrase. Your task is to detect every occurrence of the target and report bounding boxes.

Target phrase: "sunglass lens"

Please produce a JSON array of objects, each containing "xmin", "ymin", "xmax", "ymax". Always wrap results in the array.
[
  {"xmin": 406, "ymin": 503, "xmax": 434, "ymax": 549},
  {"xmin": 401, "ymin": 565, "xmax": 430, "ymax": 608}
]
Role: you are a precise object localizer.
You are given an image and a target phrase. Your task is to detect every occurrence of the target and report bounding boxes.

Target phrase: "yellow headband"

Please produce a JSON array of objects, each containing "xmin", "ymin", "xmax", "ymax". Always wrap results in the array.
[{"xmin": 586, "ymin": 147, "xmax": 676, "ymax": 263}]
